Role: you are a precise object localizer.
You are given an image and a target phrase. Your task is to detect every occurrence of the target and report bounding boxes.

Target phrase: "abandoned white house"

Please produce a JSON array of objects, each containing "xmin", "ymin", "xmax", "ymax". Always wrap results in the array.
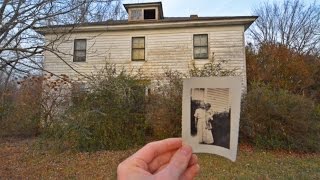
[{"xmin": 36, "ymin": 2, "xmax": 257, "ymax": 89}]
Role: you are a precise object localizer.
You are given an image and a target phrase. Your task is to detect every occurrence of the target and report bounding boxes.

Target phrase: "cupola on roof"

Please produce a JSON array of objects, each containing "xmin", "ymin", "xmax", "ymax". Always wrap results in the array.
[{"xmin": 123, "ymin": 2, "xmax": 164, "ymax": 21}]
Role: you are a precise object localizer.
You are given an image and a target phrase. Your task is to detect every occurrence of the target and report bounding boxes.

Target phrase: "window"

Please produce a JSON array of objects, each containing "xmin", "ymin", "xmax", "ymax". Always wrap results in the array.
[
  {"xmin": 71, "ymin": 82, "xmax": 87, "ymax": 105},
  {"xmin": 132, "ymin": 37, "xmax": 145, "ymax": 61},
  {"xmin": 193, "ymin": 34, "xmax": 208, "ymax": 59},
  {"xmin": 73, "ymin": 39, "xmax": 86, "ymax": 62},
  {"xmin": 144, "ymin": 9, "xmax": 156, "ymax": 19},
  {"xmin": 131, "ymin": 9, "xmax": 143, "ymax": 20}
]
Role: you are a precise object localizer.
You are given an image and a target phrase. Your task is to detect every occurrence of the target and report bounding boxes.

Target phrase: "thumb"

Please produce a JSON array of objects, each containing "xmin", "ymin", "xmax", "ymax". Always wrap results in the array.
[{"xmin": 157, "ymin": 144, "xmax": 193, "ymax": 179}]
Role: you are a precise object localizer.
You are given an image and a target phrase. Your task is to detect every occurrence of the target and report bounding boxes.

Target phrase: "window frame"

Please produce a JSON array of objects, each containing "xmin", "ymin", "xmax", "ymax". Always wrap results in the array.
[
  {"xmin": 193, "ymin": 34, "xmax": 209, "ymax": 59},
  {"xmin": 131, "ymin": 37, "xmax": 145, "ymax": 61},
  {"xmin": 73, "ymin": 39, "xmax": 87, "ymax": 62}
]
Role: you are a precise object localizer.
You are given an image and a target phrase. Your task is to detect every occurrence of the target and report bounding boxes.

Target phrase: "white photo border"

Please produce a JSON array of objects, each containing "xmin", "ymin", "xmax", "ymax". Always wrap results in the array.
[{"xmin": 182, "ymin": 77, "xmax": 242, "ymax": 162}]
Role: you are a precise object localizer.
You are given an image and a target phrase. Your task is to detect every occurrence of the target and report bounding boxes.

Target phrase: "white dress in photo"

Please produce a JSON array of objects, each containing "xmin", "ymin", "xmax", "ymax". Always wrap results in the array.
[{"xmin": 194, "ymin": 108, "xmax": 214, "ymax": 144}]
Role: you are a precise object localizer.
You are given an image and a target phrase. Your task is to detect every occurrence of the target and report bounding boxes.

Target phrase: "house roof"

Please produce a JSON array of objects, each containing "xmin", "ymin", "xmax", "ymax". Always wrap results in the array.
[{"xmin": 34, "ymin": 16, "xmax": 258, "ymax": 35}]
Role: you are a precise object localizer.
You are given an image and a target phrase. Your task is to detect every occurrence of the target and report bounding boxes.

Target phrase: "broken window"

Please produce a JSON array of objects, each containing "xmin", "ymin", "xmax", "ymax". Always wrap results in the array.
[
  {"xmin": 144, "ymin": 9, "xmax": 156, "ymax": 20},
  {"xmin": 132, "ymin": 37, "xmax": 145, "ymax": 61},
  {"xmin": 73, "ymin": 39, "xmax": 86, "ymax": 62},
  {"xmin": 194, "ymin": 34, "xmax": 208, "ymax": 59}
]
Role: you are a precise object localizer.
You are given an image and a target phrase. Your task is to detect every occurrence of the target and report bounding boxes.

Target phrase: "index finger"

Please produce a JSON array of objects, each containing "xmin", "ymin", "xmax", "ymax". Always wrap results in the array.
[{"xmin": 132, "ymin": 138, "xmax": 182, "ymax": 164}]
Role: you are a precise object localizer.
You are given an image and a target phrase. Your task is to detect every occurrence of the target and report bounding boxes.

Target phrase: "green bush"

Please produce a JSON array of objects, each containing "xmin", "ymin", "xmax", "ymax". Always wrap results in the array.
[
  {"xmin": 240, "ymin": 83, "xmax": 320, "ymax": 152},
  {"xmin": 43, "ymin": 65, "xmax": 149, "ymax": 152}
]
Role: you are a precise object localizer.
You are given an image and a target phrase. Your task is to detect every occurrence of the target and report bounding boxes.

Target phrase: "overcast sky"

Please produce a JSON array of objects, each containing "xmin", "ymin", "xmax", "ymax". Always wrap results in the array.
[{"xmin": 122, "ymin": 0, "xmax": 316, "ymax": 17}]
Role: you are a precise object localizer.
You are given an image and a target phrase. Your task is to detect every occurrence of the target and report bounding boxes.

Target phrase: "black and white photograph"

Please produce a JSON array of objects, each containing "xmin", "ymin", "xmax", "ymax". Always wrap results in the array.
[
  {"xmin": 191, "ymin": 88, "xmax": 230, "ymax": 149},
  {"xmin": 182, "ymin": 77, "xmax": 242, "ymax": 161}
]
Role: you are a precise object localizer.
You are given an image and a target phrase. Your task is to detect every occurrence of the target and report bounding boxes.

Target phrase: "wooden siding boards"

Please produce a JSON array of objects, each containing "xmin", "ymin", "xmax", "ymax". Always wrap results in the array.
[
  {"xmin": 191, "ymin": 88, "xmax": 230, "ymax": 113},
  {"xmin": 44, "ymin": 25, "xmax": 247, "ymax": 89},
  {"xmin": 206, "ymin": 88, "xmax": 230, "ymax": 113}
]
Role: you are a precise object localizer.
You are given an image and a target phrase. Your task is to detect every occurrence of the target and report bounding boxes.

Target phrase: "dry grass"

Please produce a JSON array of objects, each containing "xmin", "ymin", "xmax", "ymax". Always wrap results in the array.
[
  {"xmin": 0, "ymin": 138, "xmax": 319, "ymax": 179},
  {"xmin": 0, "ymin": 138, "xmax": 135, "ymax": 179}
]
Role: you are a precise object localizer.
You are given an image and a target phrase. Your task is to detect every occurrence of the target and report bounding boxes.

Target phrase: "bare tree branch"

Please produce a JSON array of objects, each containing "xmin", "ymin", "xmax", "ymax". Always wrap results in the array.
[
  {"xmin": 249, "ymin": 0, "xmax": 320, "ymax": 56},
  {"xmin": 0, "ymin": 0, "xmax": 125, "ymax": 87}
]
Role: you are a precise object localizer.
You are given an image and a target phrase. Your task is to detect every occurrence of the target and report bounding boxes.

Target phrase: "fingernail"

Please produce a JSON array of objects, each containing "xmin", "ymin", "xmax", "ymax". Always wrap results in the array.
[{"xmin": 180, "ymin": 144, "xmax": 192, "ymax": 156}]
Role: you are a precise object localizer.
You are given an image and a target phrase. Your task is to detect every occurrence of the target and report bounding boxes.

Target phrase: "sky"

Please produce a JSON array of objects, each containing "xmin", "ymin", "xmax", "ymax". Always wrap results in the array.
[{"xmin": 122, "ymin": 0, "xmax": 316, "ymax": 17}]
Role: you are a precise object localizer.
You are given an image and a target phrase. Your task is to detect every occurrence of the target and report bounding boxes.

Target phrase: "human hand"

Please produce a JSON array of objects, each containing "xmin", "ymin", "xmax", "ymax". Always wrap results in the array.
[{"xmin": 117, "ymin": 138, "xmax": 200, "ymax": 180}]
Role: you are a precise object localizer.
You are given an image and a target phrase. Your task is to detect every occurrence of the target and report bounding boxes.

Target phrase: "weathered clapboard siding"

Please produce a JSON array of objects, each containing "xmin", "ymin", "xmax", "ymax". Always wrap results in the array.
[
  {"xmin": 206, "ymin": 88, "xmax": 230, "ymax": 113},
  {"xmin": 191, "ymin": 88, "xmax": 230, "ymax": 113},
  {"xmin": 44, "ymin": 25, "xmax": 247, "ymax": 88}
]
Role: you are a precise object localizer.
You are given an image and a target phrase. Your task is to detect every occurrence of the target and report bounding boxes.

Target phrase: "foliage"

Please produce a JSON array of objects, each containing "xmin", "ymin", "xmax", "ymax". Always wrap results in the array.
[
  {"xmin": 146, "ymin": 61, "xmax": 237, "ymax": 140},
  {"xmin": 189, "ymin": 60, "xmax": 237, "ymax": 77},
  {"xmin": 240, "ymin": 83, "xmax": 320, "ymax": 152},
  {"xmin": 246, "ymin": 43, "xmax": 320, "ymax": 100},
  {"xmin": 146, "ymin": 70, "xmax": 184, "ymax": 139},
  {"xmin": 42, "ymin": 65, "xmax": 149, "ymax": 151},
  {"xmin": 0, "ymin": 76, "xmax": 42, "ymax": 137},
  {"xmin": 41, "ymin": 74, "xmax": 72, "ymax": 129}
]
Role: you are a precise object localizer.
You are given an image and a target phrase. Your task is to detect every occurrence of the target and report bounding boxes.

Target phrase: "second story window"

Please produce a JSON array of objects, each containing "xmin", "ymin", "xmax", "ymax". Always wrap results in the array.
[
  {"xmin": 132, "ymin": 37, "xmax": 145, "ymax": 61},
  {"xmin": 194, "ymin": 34, "xmax": 208, "ymax": 59},
  {"xmin": 73, "ymin": 39, "xmax": 86, "ymax": 62}
]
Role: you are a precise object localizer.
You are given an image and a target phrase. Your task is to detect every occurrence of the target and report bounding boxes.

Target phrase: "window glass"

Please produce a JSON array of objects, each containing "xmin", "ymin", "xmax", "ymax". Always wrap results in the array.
[
  {"xmin": 132, "ymin": 37, "xmax": 145, "ymax": 60},
  {"xmin": 75, "ymin": 51, "xmax": 86, "ymax": 57},
  {"xmin": 132, "ymin": 49, "xmax": 145, "ymax": 60},
  {"xmin": 133, "ymin": 38, "xmax": 145, "ymax": 48},
  {"xmin": 75, "ymin": 40, "xmax": 86, "ymax": 50},
  {"xmin": 194, "ymin": 34, "xmax": 208, "ymax": 59},
  {"xmin": 74, "ymin": 39, "xmax": 86, "ymax": 62}
]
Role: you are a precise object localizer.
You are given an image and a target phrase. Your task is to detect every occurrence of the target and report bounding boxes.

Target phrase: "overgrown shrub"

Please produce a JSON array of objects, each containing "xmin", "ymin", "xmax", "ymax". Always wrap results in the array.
[
  {"xmin": 146, "ymin": 70, "xmax": 184, "ymax": 139},
  {"xmin": 240, "ymin": 83, "xmax": 320, "ymax": 152},
  {"xmin": 0, "ymin": 76, "xmax": 42, "ymax": 137},
  {"xmin": 41, "ymin": 74, "xmax": 72, "ymax": 129},
  {"xmin": 146, "ymin": 61, "xmax": 236, "ymax": 140},
  {"xmin": 43, "ymin": 65, "xmax": 149, "ymax": 152},
  {"xmin": 189, "ymin": 60, "xmax": 237, "ymax": 77}
]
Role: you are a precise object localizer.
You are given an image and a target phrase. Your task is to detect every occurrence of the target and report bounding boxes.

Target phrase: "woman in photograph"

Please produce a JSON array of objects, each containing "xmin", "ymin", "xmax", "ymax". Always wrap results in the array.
[
  {"xmin": 194, "ymin": 102, "xmax": 214, "ymax": 144},
  {"xmin": 205, "ymin": 103, "xmax": 214, "ymax": 144}
]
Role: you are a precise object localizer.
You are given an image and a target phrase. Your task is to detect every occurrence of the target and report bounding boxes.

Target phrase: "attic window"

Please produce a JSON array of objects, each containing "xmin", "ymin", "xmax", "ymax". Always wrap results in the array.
[{"xmin": 144, "ymin": 9, "xmax": 156, "ymax": 20}]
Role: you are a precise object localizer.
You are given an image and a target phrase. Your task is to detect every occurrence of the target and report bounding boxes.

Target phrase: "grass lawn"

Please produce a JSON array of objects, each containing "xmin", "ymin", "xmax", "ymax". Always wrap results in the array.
[{"xmin": 0, "ymin": 138, "xmax": 319, "ymax": 179}]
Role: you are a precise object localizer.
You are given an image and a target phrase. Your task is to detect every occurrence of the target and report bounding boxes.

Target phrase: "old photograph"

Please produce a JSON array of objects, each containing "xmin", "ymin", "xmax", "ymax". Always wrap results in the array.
[
  {"xmin": 191, "ymin": 88, "xmax": 230, "ymax": 149},
  {"xmin": 182, "ymin": 77, "xmax": 242, "ymax": 161}
]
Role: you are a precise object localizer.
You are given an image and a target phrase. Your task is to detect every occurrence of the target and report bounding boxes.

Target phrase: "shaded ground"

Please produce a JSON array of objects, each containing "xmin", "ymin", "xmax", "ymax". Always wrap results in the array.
[{"xmin": 0, "ymin": 138, "xmax": 319, "ymax": 179}]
